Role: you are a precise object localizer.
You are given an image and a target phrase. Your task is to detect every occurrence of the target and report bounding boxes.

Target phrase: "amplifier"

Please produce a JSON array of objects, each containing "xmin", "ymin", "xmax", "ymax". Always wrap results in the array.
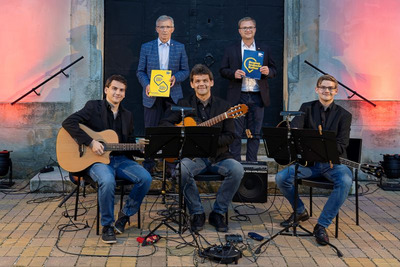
[
  {"xmin": 233, "ymin": 161, "xmax": 269, "ymax": 203},
  {"xmin": 241, "ymin": 161, "xmax": 268, "ymax": 173}
]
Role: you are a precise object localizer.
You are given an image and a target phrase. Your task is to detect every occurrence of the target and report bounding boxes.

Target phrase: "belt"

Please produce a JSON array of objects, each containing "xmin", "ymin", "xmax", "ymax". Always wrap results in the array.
[{"xmin": 241, "ymin": 91, "xmax": 260, "ymax": 94}]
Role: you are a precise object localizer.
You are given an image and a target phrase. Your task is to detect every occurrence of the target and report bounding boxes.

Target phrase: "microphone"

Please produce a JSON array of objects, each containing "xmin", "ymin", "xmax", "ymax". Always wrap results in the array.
[
  {"xmin": 170, "ymin": 106, "xmax": 195, "ymax": 112},
  {"xmin": 280, "ymin": 111, "xmax": 304, "ymax": 117}
]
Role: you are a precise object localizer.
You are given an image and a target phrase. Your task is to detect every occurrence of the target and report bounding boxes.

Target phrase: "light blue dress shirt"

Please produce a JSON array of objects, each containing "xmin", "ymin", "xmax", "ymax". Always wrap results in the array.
[{"xmin": 158, "ymin": 38, "xmax": 170, "ymax": 70}]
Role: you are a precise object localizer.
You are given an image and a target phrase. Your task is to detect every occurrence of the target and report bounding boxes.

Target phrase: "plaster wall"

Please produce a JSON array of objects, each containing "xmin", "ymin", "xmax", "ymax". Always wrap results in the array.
[
  {"xmin": 0, "ymin": 0, "xmax": 103, "ymax": 178},
  {"xmin": 286, "ymin": 0, "xmax": 400, "ymax": 164}
]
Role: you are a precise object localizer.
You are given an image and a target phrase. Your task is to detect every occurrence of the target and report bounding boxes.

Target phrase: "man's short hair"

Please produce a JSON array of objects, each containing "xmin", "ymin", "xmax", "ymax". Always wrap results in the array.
[
  {"xmin": 316, "ymin": 74, "xmax": 338, "ymax": 89},
  {"xmin": 238, "ymin": 17, "xmax": 256, "ymax": 28},
  {"xmin": 190, "ymin": 64, "xmax": 214, "ymax": 82},
  {"xmin": 156, "ymin": 15, "xmax": 174, "ymax": 26},
  {"xmin": 105, "ymin": 75, "xmax": 128, "ymax": 88}
]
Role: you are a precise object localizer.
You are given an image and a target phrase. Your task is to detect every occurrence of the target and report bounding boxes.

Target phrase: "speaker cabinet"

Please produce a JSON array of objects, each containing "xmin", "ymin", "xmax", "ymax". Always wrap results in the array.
[{"xmin": 233, "ymin": 162, "xmax": 268, "ymax": 203}]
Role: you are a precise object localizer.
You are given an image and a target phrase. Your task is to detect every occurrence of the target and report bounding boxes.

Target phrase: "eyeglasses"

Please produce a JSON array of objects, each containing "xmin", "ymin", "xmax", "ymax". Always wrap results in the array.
[
  {"xmin": 318, "ymin": 86, "xmax": 337, "ymax": 92},
  {"xmin": 157, "ymin": 26, "xmax": 174, "ymax": 30},
  {"xmin": 239, "ymin": 26, "xmax": 256, "ymax": 31}
]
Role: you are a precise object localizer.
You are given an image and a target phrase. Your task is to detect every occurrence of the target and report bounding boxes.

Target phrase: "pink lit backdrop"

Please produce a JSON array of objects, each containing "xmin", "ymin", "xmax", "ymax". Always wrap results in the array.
[
  {"xmin": 319, "ymin": 0, "xmax": 400, "ymax": 101},
  {"xmin": 0, "ymin": 0, "xmax": 71, "ymax": 103}
]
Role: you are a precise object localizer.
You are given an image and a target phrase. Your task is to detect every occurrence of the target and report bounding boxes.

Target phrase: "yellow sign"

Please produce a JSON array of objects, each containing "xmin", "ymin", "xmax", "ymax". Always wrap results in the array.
[
  {"xmin": 244, "ymin": 57, "xmax": 262, "ymax": 73},
  {"xmin": 149, "ymin": 70, "xmax": 171, "ymax": 97}
]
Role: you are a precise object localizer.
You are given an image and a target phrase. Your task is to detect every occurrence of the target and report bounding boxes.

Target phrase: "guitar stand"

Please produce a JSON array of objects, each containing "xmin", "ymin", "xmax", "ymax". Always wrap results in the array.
[{"xmin": 259, "ymin": 125, "xmax": 345, "ymax": 257}]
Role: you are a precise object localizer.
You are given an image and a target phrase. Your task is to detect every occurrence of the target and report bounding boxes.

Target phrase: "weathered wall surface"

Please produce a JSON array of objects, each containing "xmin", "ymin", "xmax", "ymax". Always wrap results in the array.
[
  {"xmin": 0, "ymin": 0, "xmax": 103, "ymax": 178},
  {"xmin": 286, "ymin": 0, "xmax": 399, "ymax": 164}
]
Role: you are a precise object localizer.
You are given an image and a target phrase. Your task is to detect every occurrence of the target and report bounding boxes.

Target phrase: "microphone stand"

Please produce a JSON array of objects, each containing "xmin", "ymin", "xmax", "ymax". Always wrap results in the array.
[
  {"xmin": 177, "ymin": 108, "xmax": 187, "ymax": 232},
  {"xmin": 11, "ymin": 56, "xmax": 84, "ymax": 105},
  {"xmin": 304, "ymin": 60, "xmax": 376, "ymax": 107}
]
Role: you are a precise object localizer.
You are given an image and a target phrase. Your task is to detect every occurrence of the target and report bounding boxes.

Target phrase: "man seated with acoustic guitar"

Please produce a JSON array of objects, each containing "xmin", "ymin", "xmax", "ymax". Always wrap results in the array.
[
  {"xmin": 62, "ymin": 75, "xmax": 152, "ymax": 244},
  {"xmin": 275, "ymin": 74, "xmax": 353, "ymax": 246},
  {"xmin": 159, "ymin": 64, "xmax": 244, "ymax": 232}
]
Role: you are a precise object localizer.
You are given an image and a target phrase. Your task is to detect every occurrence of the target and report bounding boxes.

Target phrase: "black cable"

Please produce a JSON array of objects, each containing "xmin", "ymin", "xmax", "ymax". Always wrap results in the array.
[{"xmin": 55, "ymin": 222, "xmax": 157, "ymax": 257}]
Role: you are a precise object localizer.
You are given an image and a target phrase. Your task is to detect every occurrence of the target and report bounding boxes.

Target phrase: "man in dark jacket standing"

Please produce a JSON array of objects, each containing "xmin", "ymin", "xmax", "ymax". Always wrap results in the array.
[
  {"xmin": 62, "ymin": 75, "xmax": 152, "ymax": 244},
  {"xmin": 220, "ymin": 17, "xmax": 277, "ymax": 162},
  {"xmin": 160, "ymin": 64, "xmax": 244, "ymax": 233}
]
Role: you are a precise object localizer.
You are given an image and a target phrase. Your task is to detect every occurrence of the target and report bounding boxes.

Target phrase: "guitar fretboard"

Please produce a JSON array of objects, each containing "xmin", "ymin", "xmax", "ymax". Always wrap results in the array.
[
  {"xmin": 198, "ymin": 113, "xmax": 228, "ymax": 127},
  {"xmin": 104, "ymin": 143, "xmax": 144, "ymax": 151}
]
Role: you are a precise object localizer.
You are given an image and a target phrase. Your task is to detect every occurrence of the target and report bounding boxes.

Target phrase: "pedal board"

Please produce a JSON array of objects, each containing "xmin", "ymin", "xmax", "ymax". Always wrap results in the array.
[
  {"xmin": 225, "ymin": 234, "xmax": 243, "ymax": 243},
  {"xmin": 202, "ymin": 243, "xmax": 242, "ymax": 264}
]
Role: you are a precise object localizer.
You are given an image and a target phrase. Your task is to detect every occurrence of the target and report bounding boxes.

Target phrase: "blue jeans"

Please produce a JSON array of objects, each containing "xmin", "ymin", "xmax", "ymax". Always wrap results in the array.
[
  {"xmin": 230, "ymin": 92, "xmax": 264, "ymax": 162},
  {"xmin": 276, "ymin": 162, "xmax": 353, "ymax": 228},
  {"xmin": 88, "ymin": 155, "xmax": 152, "ymax": 226},
  {"xmin": 180, "ymin": 158, "xmax": 244, "ymax": 215}
]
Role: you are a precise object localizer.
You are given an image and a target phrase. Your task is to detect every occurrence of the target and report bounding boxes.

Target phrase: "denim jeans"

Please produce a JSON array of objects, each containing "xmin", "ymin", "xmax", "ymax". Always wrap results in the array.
[
  {"xmin": 275, "ymin": 162, "xmax": 353, "ymax": 228},
  {"xmin": 89, "ymin": 155, "xmax": 152, "ymax": 226},
  {"xmin": 180, "ymin": 158, "xmax": 244, "ymax": 215},
  {"xmin": 230, "ymin": 92, "xmax": 264, "ymax": 162}
]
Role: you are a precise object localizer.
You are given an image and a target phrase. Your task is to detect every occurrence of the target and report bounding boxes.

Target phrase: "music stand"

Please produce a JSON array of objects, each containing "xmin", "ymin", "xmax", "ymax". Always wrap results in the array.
[
  {"xmin": 144, "ymin": 126, "xmax": 220, "ymax": 235},
  {"xmin": 256, "ymin": 127, "xmax": 343, "ymax": 257}
]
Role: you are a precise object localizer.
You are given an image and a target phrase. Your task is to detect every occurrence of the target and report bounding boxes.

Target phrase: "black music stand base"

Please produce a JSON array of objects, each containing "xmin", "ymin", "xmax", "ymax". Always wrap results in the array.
[
  {"xmin": 255, "ymin": 221, "xmax": 343, "ymax": 257},
  {"xmin": 255, "ymin": 164, "xmax": 343, "ymax": 257},
  {"xmin": 260, "ymin": 126, "xmax": 345, "ymax": 257},
  {"xmin": 144, "ymin": 207, "xmax": 188, "ymax": 241}
]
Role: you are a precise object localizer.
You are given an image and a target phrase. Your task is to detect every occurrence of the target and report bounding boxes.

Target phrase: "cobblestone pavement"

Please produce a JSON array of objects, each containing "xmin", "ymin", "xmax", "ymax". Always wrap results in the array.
[{"xmin": 1, "ymin": 181, "xmax": 400, "ymax": 266}]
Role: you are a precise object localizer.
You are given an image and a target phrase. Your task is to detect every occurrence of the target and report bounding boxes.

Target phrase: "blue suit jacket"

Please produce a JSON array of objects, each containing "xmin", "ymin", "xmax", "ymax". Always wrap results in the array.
[{"xmin": 136, "ymin": 39, "xmax": 189, "ymax": 108}]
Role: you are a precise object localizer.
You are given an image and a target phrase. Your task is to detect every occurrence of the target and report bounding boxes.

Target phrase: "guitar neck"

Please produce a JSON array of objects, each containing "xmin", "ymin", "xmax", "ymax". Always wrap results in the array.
[
  {"xmin": 104, "ymin": 143, "xmax": 143, "ymax": 151},
  {"xmin": 198, "ymin": 113, "xmax": 228, "ymax": 127},
  {"xmin": 339, "ymin": 157, "xmax": 360, "ymax": 169}
]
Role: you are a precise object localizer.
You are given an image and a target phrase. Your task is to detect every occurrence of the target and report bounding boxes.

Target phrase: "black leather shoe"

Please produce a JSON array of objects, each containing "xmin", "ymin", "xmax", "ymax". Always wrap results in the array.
[
  {"xmin": 102, "ymin": 225, "xmax": 117, "ymax": 244},
  {"xmin": 313, "ymin": 224, "xmax": 329, "ymax": 245},
  {"xmin": 280, "ymin": 210, "xmax": 310, "ymax": 227},
  {"xmin": 114, "ymin": 211, "xmax": 130, "ymax": 234},
  {"xmin": 209, "ymin": 211, "xmax": 228, "ymax": 232},
  {"xmin": 190, "ymin": 213, "xmax": 205, "ymax": 232}
]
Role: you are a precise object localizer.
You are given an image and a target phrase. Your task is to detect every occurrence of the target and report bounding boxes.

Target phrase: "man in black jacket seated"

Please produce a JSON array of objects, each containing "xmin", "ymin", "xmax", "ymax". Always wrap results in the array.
[
  {"xmin": 160, "ymin": 64, "xmax": 244, "ymax": 232},
  {"xmin": 62, "ymin": 75, "xmax": 152, "ymax": 244},
  {"xmin": 275, "ymin": 74, "xmax": 353, "ymax": 246}
]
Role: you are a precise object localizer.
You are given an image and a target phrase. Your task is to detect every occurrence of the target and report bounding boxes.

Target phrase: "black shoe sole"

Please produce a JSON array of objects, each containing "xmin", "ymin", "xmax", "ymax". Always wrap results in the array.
[
  {"xmin": 101, "ymin": 238, "xmax": 117, "ymax": 244},
  {"xmin": 315, "ymin": 238, "xmax": 329, "ymax": 246},
  {"xmin": 191, "ymin": 226, "xmax": 203, "ymax": 233},
  {"xmin": 209, "ymin": 222, "xmax": 228, "ymax": 232}
]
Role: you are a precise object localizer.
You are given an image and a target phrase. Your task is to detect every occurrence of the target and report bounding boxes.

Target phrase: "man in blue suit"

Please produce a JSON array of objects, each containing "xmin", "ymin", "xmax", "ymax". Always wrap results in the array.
[{"xmin": 137, "ymin": 15, "xmax": 189, "ymax": 172}]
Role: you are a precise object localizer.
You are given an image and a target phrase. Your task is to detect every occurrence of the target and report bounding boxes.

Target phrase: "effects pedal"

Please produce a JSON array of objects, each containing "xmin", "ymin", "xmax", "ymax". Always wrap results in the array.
[{"xmin": 225, "ymin": 234, "xmax": 243, "ymax": 243}]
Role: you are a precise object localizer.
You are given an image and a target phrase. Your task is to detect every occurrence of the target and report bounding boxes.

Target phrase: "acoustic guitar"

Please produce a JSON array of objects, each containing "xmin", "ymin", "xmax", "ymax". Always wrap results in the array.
[
  {"xmin": 56, "ymin": 124, "xmax": 145, "ymax": 172},
  {"xmin": 164, "ymin": 104, "xmax": 248, "ymax": 163},
  {"xmin": 174, "ymin": 104, "xmax": 248, "ymax": 127}
]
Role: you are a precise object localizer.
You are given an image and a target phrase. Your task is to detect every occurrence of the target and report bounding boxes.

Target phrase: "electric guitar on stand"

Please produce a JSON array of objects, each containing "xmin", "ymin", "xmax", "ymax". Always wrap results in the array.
[{"xmin": 56, "ymin": 124, "xmax": 145, "ymax": 172}]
